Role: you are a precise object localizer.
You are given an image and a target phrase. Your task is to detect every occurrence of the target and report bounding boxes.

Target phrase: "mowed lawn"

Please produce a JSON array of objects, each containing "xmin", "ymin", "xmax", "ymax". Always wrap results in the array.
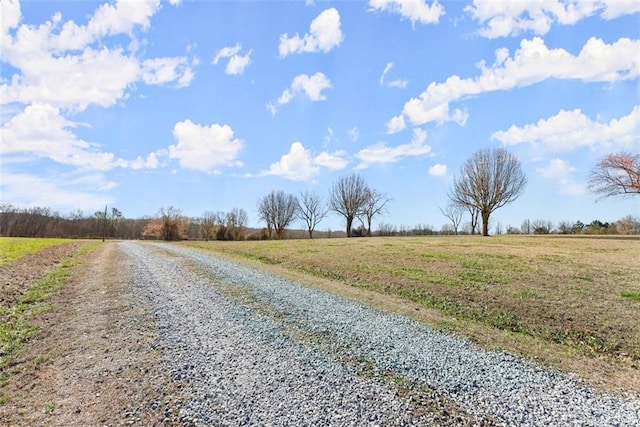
[{"xmin": 187, "ymin": 235, "xmax": 640, "ymax": 393}]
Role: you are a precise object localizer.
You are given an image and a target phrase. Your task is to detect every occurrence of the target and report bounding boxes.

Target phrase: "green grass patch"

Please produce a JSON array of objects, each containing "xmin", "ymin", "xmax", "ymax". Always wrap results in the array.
[
  {"xmin": 0, "ymin": 237, "xmax": 72, "ymax": 265},
  {"xmin": 621, "ymin": 291, "xmax": 640, "ymax": 302}
]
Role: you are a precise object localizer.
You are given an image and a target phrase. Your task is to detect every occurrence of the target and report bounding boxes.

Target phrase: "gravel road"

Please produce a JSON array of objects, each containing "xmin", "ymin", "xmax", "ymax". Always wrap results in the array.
[{"xmin": 120, "ymin": 241, "xmax": 640, "ymax": 426}]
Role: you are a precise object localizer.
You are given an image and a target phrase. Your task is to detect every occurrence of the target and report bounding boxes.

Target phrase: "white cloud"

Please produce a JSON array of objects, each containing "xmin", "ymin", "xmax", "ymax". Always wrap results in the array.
[
  {"xmin": 492, "ymin": 106, "xmax": 640, "ymax": 151},
  {"xmin": 347, "ymin": 126, "xmax": 360, "ymax": 142},
  {"xmin": 465, "ymin": 0, "xmax": 640, "ymax": 39},
  {"xmin": 392, "ymin": 36, "xmax": 640, "ymax": 129},
  {"xmin": 0, "ymin": 0, "xmax": 193, "ymax": 111},
  {"xmin": 265, "ymin": 102, "xmax": 278, "ymax": 116},
  {"xmin": 428, "ymin": 163, "xmax": 447, "ymax": 176},
  {"xmin": 213, "ymin": 44, "xmax": 242, "ymax": 64},
  {"xmin": 1, "ymin": 0, "xmax": 21, "ymax": 32},
  {"xmin": 0, "ymin": 103, "xmax": 169, "ymax": 172},
  {"xmin": 270, "ymin": 72, "xmax": 332, "ymax": 114},
  {"xmin": 314, "ymin": 150, "xmax": 349, "ymax": 170},
  {"xmin": 386, "ymin": 115, "xmax": 407, "ymax": 134},
  {"xmin": 169, "ymin": 120, "xmax": 244, "ymax": 174},
  {"xmin": 213, "ymin": 44, "xmax": 252, "ymax": 75},
  {"xmin": 536, "ymin": 158, "xmax": 585, "ymax": 195},
  {"xmin": 129, "ymin": 151, "xmax": 164, "ymax": 170},
  {"xmin": 380, "ymin": 62, "xmax": 408, "ymax": 88},
  {"xmin": 279, "ymin": 8, "xmax": 343, "ymax": 57},
  {"xmin": 290, "ymin": 72, "xmax": 333, "ymax": 100},
  {"xmin": 258, "ymin": 142, "xmax": 348, "ymax": 181},
  {"xmin": 0, "ymin": 171, "xmax": 115, "ymax": 212},
  {"xmin": 226, "ymin": 50, "xmax": 252, "ymax": 75},
  {"xmin": 356, "ymin": 128, "xmax": 431, "ymax": 169},
  {"xmin": 260, "ymin": 142, "xmax": 320, "ymax": 181},
  {"xmin": 368, "ymin": 0, "xmax": 444, "ymax": 26},
  {"xmin": 0, "ymin": 103, "xmax": 125, "ymax": 171},
  {"xmin": 141, "ymin": 56, "xmax": 193, "ymax": 86}
]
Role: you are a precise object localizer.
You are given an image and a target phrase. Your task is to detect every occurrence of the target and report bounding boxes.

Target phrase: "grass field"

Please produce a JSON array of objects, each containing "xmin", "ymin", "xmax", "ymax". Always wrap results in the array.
[
  {"xmin": 0, "ymin": 238, "xmax": 72, "ymax": 265},
  {"xmin": 186, "ymin": 235, "xmax": 640, "ymax": 393}
]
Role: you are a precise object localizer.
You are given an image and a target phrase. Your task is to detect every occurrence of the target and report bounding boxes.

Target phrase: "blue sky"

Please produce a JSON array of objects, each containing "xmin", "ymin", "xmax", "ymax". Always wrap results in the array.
[{"xmin": 1, "ymin": 0, "xmax": 639, "ymax": 232}]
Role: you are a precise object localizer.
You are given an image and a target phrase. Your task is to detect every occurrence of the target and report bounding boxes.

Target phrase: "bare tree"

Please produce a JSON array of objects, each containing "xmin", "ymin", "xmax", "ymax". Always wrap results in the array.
[
  {"xmin": 521, "ymin": 218, "xmax": 532, "ymax": 234},
  {"xmin": 588, "ymin": 151, "xmax": 640, "ymax": 199},
  {"xmin": 257, "ymin": 190, "xmax": 298, "ymax": 239},
  {"xmin": 377, "ymin": 222, "xmax": 397, "ymax": 236},
  {"xmin": 359, "ymin": 189, "xmax": 391, "ymax": 237},
  {"xmin": 297, "ymin": 190, "xmax": 327, "ymax": 239},
  {"xmin": 557, "ymin": 220, "xmax": 572, "ymax": 234},
  {"xmin": 440, "ymin": 203, "xmax": 464, "ymax": 235},
  {"xmin": 226, "ymin": 207, "xmax": 248, "ymax": 241},
  {"xmin": 449, "ymin": 148, "xmax": 527, "ymax": 236},
  {"xmin": 329, "ymin": 173, "xmax": 370, "ymax": 237},
  {"xmin": 201, "ymin": 211, "xmax": 217, "ymax": 241}
]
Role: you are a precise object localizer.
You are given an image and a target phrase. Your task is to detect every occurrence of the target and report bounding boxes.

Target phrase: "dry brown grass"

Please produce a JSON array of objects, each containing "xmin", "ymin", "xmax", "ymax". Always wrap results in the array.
[{"xmin": 184, "ymin": 235, "xmax": 640, "ymax": 395}]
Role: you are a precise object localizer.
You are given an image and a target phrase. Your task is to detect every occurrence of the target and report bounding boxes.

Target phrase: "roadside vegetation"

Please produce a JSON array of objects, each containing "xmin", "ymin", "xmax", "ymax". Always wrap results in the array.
[
  {"xmin": 0, "ymin": 239, "xmax": 98, "ymax": 402},
  {"xmin": 186, "ymin": 235, "xmax": 640, "ymax": 393}
]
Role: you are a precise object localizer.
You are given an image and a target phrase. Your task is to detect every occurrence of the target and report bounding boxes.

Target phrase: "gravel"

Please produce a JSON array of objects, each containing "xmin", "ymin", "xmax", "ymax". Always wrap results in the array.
[{"xmin": 119, "ymin": 241, "xmax": 640, "ymax": 426}]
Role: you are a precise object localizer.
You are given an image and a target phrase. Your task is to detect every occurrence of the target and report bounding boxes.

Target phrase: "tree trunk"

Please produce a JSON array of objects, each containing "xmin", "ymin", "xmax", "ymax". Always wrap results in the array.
[
  {"xmin": 346, "ymin": 216, "xmax": 353, "ymax": 237},
  {"xmin": 482, "ymin": 211, "xmax": 490, "ymax": 236}
]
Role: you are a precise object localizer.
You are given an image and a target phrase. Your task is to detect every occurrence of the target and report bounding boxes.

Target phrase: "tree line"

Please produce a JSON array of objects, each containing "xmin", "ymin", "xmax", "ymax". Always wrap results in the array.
[{"xmin": 1, "ymin": 149, "xmax": 637, "ymax": 240}]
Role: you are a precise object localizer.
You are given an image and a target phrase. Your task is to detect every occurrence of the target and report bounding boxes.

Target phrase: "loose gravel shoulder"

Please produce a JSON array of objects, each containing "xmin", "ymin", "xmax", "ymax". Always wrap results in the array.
[{"xmin": 121, "ymin": 241, "xmax": 640, "ymax": 426}]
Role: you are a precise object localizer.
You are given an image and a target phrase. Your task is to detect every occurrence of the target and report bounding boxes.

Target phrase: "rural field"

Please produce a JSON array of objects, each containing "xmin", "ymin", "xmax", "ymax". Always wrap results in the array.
[
  {"xmin": 185, "ymin": 235, "xmax": 640, "ymax": 393},
  {"xmin": 1, "ymin": 235, "xmax": 639, "ymax": 425}
]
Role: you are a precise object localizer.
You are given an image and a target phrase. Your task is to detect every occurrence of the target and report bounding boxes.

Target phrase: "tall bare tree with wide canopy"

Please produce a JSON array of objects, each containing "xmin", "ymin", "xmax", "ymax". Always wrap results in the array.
[
  {"xmin": 329, "ymin": 173, "xmax": 370, "ymax": 237},
  {"xmin": 449, "ymin": 147, "xmax": 527, "ymax": 236},
  {"xmin": 588, "ymin": 151, "xmax": 640, "ymax": 199},
  {"xmin": 257, "ymin": 190, "xmax": 298, "ymax": 239}
]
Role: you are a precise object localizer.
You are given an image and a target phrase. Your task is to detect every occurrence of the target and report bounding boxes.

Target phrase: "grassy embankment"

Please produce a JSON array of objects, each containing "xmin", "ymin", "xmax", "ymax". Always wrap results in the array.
[
  {"xmin": 185, "ymin": 235, "xmax": 640, "ymax": 394},
  {"xmin": 0, "ymin": 237, "xmax": 98, "ymax": 402}
]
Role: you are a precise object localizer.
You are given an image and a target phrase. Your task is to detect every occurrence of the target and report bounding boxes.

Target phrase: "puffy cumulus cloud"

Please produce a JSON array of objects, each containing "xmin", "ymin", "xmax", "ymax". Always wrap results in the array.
[
  {"xmin": 465, "ymin": 0, "xmax": 640, "ymax": 39},
  {"xmin": 1, "ymin": 47, "xmax": 140, "ymax": 111},
  {"xmin": 258, "ymin": 142, "xmax": 348, "ymax": 181},
  {"xmin": 279, "ymin": 8, "xmax": 343, "ymax": 57},
  {"xmin": 0, "ymin": 103, "xmax": 126, "ymax": 171},
  {"xmin": 536, "ymin": 158, "xmax": 585, "ymax": 195},
  {"xmin": 0, "ymin": 0, "xmax": 193, "ymax": 111},
  {"xmin": 169, "ymin": 120, "xmax": 244, "ymax": 174},
  {"xmin": 492, "ymin": 106, "xmax": 640, "ymax": 151},
  {"xmin": 213, "ymin": 43, "xmax": 252, "ymax": 75},
  {"xmin": 368, "ymin": 0, "xmax": 444, "ymax": 26},
  {"xmin": 391, "ymin": 36, "xmax": 640, "ymax": 130},
  {"xmin": 380, "ymin": 62, "xmax": 408, "ymax": 88},
  {"xmin": 356, "ymin": 128, "xmax": 432, "ymax": 169},
  {"xmin": 270, "ymin": 72, "xmax": 332, "ymax": 115},
  {"xmin": 428, "ymin": 163, "xmax": 447, "ymax": 176},
  {"xmin": 0, "ymin": 171, "xmax": 116, "ymax": 212}
]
